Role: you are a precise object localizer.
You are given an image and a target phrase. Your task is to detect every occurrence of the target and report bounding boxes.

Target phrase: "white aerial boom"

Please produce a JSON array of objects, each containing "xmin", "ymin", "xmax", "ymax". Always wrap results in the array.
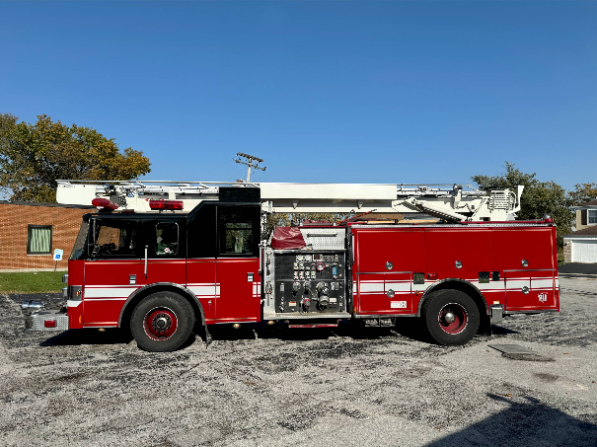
[{"xmin": 56, "ymin": 179, "xmax": 523, "ymax": 222}]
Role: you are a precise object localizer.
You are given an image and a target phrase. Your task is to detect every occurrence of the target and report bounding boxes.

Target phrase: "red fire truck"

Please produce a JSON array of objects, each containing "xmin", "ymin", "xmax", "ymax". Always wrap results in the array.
[{"xmin": 26, "ymin": 185, "xmax": 559, "ymax": 351}]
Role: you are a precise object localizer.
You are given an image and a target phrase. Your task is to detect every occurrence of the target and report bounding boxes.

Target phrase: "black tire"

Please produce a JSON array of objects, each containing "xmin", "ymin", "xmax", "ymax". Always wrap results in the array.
[
  {"xmin": 130, "ymin": 292, "xmax": 195, "ymax": 352},
  {"xmin": 422, "ymin": 289, "xmax": 480, "ymax": 345}
]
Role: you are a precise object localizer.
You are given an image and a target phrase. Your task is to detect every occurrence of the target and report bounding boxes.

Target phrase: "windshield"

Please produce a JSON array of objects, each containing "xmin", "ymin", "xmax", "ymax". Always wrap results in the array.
[{"xmin": 69, "ymin": 222, "xmax": 89, "ymax": 260}]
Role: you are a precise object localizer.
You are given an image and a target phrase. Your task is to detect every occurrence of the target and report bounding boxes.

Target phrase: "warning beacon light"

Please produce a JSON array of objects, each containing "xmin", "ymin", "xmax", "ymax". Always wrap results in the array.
[
  {"xmin": 149, "ymin": 199, "xmax": 184, "ymax": 211},
  {"xmin": 91, "ymin": 198, "xmax": 119, "ymax": 210}
]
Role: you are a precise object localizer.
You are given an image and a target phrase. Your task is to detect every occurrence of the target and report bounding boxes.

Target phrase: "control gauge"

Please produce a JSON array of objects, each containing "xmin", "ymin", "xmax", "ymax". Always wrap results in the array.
[{"xmin": 316, "ymin": 262, "xmax": 326, "ymax": 272}]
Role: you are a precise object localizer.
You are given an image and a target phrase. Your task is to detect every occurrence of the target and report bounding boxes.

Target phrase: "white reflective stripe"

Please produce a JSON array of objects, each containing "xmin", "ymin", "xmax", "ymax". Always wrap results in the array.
[
  {"xmin": 413, "ymin": 283, "xmax": 431, "ymax": 292},
  {"xmin": 555, "ymin": 279, "xmax": 560, "ymax": 289},
  {"xmin": 215, "ymin": 285, "xmax": 220, "ymax": 295},
  {"xmin": 476, "ymin": 282, "xmax": 505, "ymax": 290},
  {"xmin": 531, "ymin": 279, "xmax": 554, "ymax": 289},
  {"xmin": 385, "ymin": 282, "xmax": 410, "ymax": 292},
  {"xmin": 506, "ymin": 280, "xmax": 530, "ymax": 289},
  {"xmin": 359, "ymin": 282, "xmax": 384, "ymax": 292},
  {"xmin": 352, "ymin": 284, "xmax": 357, "ymax": 293},
  {"xmin": 188, "ymin": 287, "xmax": 217, "ymax": 298},
  {"xmin": 67, "ymin": 300, "xmax": 82, "ymax": 307},
  {"xmin": 84, "ymin": 287, "xmax": 139, "ymax": 298}
]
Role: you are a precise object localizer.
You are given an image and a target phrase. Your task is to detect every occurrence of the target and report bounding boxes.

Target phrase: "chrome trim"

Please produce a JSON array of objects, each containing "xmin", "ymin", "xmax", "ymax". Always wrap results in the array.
[
  {"xmin": 504, "ymin": 309, "xmax": 558, "ymax": 315},
  {"xmin": 62, "ymin": 274, "xmax": 68, "ymax": 284},
  {"xmin": 354, "ymin": 313, "xmax": 416, "ymax": 319},
  {"xmin": 144, "ymin": 245, "xmax": 148, "ymax": 278}
]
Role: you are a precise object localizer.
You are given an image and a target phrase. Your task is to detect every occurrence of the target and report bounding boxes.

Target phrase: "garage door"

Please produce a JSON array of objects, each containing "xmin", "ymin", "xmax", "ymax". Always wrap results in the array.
[{"xmin": 572, "ymin": 240, "xmax": 597, "ymax": 263}]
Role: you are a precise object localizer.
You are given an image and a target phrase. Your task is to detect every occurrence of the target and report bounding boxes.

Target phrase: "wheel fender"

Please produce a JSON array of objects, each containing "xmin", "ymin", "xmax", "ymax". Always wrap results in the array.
[
  {"xmin": 118, "ymin": 282, "xmax": 205, "ymax": 328},
  {"xmin": 416, "ymin": 278, "xmax": 489, "ymax": 317}
]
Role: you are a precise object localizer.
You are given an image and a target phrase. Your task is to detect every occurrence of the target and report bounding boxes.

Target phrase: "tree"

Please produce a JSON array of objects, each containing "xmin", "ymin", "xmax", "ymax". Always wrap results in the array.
[
  {"xmin": 0, "ymin": 114, "xmax": 151, "ymax": 203},
  {"xmin": 567, "ymin": 182, "xmax": 597, "ymax": 206},
  {"xmin": 472, "ymin": 162, "xmax": 573, "ymax": 246}
]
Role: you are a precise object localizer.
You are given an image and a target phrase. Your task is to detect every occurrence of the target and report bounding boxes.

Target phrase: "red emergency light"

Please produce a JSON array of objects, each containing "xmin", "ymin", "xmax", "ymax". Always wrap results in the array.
[
  {"xmin": 149, "ymin": 199, "xmax": 184, "ymax": 211},
  {"xmin": 44, "ymin": 320, "xmax": 57, "ymax": 328},
  {"xmin": 92, "ymin": 198, "xmax": 119, "ymax": 210}
]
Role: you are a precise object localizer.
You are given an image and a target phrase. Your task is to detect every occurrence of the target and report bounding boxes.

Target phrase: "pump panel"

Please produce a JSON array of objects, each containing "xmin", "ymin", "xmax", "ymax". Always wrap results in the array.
[{"xmin": 273, "ymin": 253, "xmax": 346, "ymax": 315}]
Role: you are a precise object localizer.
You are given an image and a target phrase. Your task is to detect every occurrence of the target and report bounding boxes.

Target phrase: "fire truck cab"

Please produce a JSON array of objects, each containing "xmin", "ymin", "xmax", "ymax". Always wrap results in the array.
[{"xmin": 30, "ymin": 186, "xmax": 559, "ymax": 352}]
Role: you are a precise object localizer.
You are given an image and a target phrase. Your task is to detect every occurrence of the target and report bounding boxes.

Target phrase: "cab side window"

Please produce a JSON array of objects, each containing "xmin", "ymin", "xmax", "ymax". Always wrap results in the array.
[
  {"xmin": 156, "ymin": 222, "xmax": 179, "ymax": 256},
  {"xmin": 90, "ymin": 220, "xmax": 139, "ymax": 258},
  {"xmin": 217, "ymin": 206, "xmax": 260, "ymax": 256}
]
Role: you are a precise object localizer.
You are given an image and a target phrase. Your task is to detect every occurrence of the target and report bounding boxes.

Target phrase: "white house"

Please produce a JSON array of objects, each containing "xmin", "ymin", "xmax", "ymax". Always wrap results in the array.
[{"xmin": 564, "ymin": 199, "xmax": 597, "ymax": 263}]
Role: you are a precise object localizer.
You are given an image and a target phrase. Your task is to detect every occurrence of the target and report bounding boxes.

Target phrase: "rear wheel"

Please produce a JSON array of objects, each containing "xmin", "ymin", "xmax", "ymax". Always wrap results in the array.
[
  {"xmin": 131, "ymin": 292, "xmax": 195, "ymax": 352},
  {"xmin": 422, "ymin": 289, "xmax": 480, "ymax": 345}
]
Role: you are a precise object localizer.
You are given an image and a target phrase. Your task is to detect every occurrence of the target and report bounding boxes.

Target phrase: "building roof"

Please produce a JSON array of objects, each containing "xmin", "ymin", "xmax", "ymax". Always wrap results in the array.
[
  {"xmin": 572, "ymin": 198, "xmax": 597, "ymax": 210},
  {"xmin": 564, "ymin": 226, "xmax": 597, "ymax": 237},
  {"xmin": 0, "ymin": 200, "xmax": 95, "ymax": 209}
]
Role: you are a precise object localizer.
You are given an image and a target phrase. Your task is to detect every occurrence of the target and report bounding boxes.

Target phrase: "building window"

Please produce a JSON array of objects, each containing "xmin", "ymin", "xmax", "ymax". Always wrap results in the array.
[
  {"xmin": 589, "ymin": 210, "xmax": 597, "ymax": 225},
  {"xmin": 28, "ymin": 225, "xmax": 52, "ymax": 254}
]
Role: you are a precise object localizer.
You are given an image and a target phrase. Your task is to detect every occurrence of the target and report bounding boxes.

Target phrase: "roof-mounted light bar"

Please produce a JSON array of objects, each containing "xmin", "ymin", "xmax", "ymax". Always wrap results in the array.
[
  {"xmin": 91, "ymin": 198, "xmax": 119, "ymax": 210},
  {"xmin": 149, "ymin": 199, "xmax": 184, "ymax": 211}
]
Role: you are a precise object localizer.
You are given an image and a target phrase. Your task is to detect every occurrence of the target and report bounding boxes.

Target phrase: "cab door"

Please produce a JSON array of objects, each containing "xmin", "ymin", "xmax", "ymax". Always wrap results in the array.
[
  {"xmin": 84, "ymin": 218, "xmax": 141, "ymax": 327},
  {"xmin": 137, "ymin": 218, "xmax": 187, "ymax": 287},
  {"xmin": 215, "ymin": 205, "xmax": 261, "ymax": 323},
  {"xmin": 186, "ymin": 203, "xmax": 218, "ymax": 324}
]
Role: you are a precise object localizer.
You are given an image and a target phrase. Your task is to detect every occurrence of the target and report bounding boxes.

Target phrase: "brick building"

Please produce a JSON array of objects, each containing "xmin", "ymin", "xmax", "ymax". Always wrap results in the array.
[{"xmin": 0, "ymin": 202, "xmax": 94, "ymax": 271}]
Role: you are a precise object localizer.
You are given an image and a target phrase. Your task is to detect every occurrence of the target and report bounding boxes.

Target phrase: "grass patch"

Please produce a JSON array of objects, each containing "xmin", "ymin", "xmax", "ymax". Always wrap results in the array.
[
  {"xmin": 558, "ymin": 247, "xmax": 565, "ymax": 265},
  {"xmin": 0, "ymin": 272, "xmax": 64, "ymax": 294}
]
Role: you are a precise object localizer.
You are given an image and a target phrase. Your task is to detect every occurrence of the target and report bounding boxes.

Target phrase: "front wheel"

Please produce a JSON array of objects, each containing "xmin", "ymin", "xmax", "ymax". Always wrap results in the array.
[
  {"xmin": 422, "ymin": 289, "xmax": 480, "ymax": 345},
  {"xmin": 131, "ymin": 292, "xmax": 195, "ymax": 352}
]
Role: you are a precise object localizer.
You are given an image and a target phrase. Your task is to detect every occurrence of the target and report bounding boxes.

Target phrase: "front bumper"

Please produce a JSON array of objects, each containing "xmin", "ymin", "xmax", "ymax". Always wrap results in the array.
[{"xmin": 25, "ymin": 310, "xmax": 69, "ymax": 332}]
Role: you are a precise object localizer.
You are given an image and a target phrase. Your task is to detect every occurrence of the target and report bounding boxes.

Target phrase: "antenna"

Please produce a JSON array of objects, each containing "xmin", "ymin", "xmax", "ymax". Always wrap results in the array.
[{"xmin": 234, "ymin": 153, "xmax": 266, "ymax": 183}]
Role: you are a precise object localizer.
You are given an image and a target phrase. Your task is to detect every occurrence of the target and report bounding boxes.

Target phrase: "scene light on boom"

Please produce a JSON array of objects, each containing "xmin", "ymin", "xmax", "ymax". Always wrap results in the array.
[{"xmin": 149, "ymin": 199, "xmax": 184, "ymax": 211}]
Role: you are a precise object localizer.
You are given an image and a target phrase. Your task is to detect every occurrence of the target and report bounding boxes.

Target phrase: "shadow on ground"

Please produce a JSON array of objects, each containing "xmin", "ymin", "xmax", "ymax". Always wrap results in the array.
[{"xmin": 426, "ymin": 394, "xmax": 597, "ymax": 447}]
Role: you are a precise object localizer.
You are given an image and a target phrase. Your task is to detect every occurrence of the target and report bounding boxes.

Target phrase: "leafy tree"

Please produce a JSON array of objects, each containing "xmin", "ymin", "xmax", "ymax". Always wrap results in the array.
[
  {"xmin": 567, "ymin": 182, "xmax": 597, "ymax": 206},
  {"xmin": 472, "ymin": 162, "xmax": 573, "ymax": 246},
  {"xmin": 0, "ymin": 114, "xmax": 151, "ymax": 203}
]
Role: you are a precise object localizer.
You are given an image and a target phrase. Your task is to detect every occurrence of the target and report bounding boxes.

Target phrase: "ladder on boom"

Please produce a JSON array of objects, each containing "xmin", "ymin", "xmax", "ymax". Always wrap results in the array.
[{"xmin": 56, "ymin": 179, "xmax": 523, "ymax": 222}]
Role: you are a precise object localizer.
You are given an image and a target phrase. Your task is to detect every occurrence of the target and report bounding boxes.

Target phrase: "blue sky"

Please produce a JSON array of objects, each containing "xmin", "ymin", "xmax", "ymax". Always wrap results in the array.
[{"xmin": 1, "ymin": 1, "xmax": 595, "ymax": 190}]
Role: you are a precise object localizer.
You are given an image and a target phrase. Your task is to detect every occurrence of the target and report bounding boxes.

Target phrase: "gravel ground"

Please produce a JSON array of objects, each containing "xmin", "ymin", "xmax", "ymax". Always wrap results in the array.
[{"xmin": 1, "ymin": 278, "xmax": 596, "ymax": 447}]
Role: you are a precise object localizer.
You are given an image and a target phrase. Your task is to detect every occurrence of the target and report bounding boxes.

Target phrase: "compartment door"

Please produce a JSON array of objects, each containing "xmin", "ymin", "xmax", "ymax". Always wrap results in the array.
[
  {"xmin": 531, "ymin": 270, "xmax": 557, "ymax": 309},
  {"xmin": 357, "ymin": 274, "xmax": 386, "ymax": 314},
  {"xmin": 384, "ymin": 272, "xmax": 413, "ymax": 314},
  {"xmin": 504, "ymin": 270, "xmax": 531, "ymax": 310}
]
